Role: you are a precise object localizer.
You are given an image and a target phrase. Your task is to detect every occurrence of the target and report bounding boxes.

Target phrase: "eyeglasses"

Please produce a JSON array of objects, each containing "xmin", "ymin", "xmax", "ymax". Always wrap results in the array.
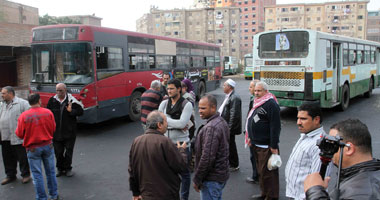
[{"xmin": 56, "ymin": 90, "xmax": 64, "ymax": 92}]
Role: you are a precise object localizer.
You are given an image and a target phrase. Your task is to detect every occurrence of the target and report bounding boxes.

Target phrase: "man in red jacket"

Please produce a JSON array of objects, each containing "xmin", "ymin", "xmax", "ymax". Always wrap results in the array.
[{"xmin": 16, "ymin": 93, "xmax": 59, "ymax": 200}]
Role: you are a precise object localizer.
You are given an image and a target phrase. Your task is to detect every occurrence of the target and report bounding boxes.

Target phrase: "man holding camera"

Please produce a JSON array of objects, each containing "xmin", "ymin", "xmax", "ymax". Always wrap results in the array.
[
  {"xmin": 304, "ymin": 119, "xmax": 380, "ymax": 199},
  {"xmin": 285, "ymin": 103, "xmax": 328, "ymax": 200}
]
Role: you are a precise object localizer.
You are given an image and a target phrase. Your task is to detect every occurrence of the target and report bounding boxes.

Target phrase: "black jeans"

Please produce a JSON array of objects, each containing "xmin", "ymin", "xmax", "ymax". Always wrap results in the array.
[
  {"xmin": 249, "ymin": 145, "xmax": 259, "ymax": 180},
  {"xmin": 229, "ymin": 134, "xmax": 239, "ymax": 168},
  {"xmin": 53, "ymin": 138, "xmax": 76, "ymax": 171},
  {"xmin": 1, "ymin": 141, "xmax": 30, "ymax": 178}
]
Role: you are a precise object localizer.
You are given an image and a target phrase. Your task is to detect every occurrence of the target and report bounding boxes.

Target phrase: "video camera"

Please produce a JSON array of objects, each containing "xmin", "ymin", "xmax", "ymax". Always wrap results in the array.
[{"xmin": 317, "ymin": 135, "xmax": 343, "ymax": 159}]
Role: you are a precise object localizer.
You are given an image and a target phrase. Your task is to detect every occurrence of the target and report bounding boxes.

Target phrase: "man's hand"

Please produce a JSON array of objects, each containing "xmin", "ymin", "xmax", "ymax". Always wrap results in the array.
[
  {"xmin": 177, "ymin": 141, "xmax": 187, "ymax": 149},
  {"xmin": 304, "ymin": 172, "xmax": 330, "ymax": 192},
  {"xmin": 132, "ymin": 195, "xmax": 142, "ymax": 200},
  {"xmin": 270, "ymin": 148, "xmax": 278, "ymax": 154},
  {"xmin": 193, "ymin": 183, "xmax": 200, "ymax": 192},
  {"xmin": 66, "ymin": 102, "xmax": 72, "ymax": 112},
  {"xmin": 247, "ymin": 138, "xmax": 252, "ymax": 147}
]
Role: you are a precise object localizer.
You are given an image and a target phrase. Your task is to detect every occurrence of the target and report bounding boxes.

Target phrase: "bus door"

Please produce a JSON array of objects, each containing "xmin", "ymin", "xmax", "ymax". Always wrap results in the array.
[
  {"xmin": 377, "ymin": 48, "xmax": 380, "ymax": 87},
  {"xmin": 332, "ymin": 43, "xmax": 341, "ymax": 102}
]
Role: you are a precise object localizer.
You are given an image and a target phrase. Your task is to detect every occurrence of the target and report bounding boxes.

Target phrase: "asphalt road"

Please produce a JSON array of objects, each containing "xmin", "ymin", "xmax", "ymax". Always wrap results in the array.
[{"xmin": 1, "ymin": 75, "xmax": 380, "ymax": 200}]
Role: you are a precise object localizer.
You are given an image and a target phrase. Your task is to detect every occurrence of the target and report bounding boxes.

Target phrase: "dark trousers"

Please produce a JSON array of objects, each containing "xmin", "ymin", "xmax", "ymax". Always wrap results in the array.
[
  {"xmin": 253, "ymin": 146, "xmax": 279, "ymax": 199},
  {"xmin": 53, "ymin": 138, "xmax": 76, "ymax": 172},
  {"xmin": 1, "ymin": 141, "xmax": 30, "ymax": 178},
  {"xmin": 229, "ymin": 134, "xmax": 239, "ymax": 168},
  {"xmin": 249, "ymin": 146, "xmax": 259, "ymax": 180}
]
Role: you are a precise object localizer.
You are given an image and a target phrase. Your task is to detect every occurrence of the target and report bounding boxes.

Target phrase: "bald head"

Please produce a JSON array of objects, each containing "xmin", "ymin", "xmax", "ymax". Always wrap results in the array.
[
  {"xmin": 146, "ymin": 110, "xmax": 167, "ymax": 133},
  {"xmin": 56, "ymin": 83, "xmax": 67, "ymax": 100}
]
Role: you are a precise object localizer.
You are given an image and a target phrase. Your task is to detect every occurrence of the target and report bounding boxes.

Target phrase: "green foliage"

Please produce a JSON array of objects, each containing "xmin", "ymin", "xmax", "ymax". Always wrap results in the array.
[{"xmin": 39, "ymin": 14, "xmax": 81, "ymax": 25}]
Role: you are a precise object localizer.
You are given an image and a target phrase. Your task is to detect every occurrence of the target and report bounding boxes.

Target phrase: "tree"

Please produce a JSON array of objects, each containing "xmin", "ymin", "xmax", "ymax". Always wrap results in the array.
[{"xmin": 39, "ymin": 14, "xmax": 81, "ymax": 25}]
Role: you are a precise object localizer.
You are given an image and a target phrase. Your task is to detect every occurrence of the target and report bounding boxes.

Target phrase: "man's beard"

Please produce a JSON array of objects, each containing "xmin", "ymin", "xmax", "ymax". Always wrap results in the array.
[{"xmin": 170, "ymin": 93, "xmax": 179, "ymax": 99}]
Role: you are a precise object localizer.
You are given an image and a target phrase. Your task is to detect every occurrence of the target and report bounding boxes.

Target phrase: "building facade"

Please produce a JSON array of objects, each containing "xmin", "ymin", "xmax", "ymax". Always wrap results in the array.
[
  {"xmin": 61, "ymin": 15, "xmax": 102, "ymax": 26},
  {"xmin": 136, "ymin": 7, "xmax": 241, "ymax": 59},
  {"xmin": 367, "ymin": 10, "xmax": 380, "ymax": 42},
  {"xmin": 265, "ymin": 0, "xmax": 368, "ymax": 39},
  {"xmin": 0, "ymin": 0, "xmax": 38, "ymax": 97}
]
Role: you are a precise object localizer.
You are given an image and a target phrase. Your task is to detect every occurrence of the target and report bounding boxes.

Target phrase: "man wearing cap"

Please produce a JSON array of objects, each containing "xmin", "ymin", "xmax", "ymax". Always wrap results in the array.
[{"xmin": 219, "ymin": 79, "xmax": 242, "ymax": 171}]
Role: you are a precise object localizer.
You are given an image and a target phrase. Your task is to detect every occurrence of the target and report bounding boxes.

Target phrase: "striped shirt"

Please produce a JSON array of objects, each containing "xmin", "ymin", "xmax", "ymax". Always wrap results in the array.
[
  {"xmin": 285, "ymin": 126, "xmax": 328, "ymax": 200},
  {"xmin": 140, "ymin": 89, "xmax": 163, "ymax": 124}
]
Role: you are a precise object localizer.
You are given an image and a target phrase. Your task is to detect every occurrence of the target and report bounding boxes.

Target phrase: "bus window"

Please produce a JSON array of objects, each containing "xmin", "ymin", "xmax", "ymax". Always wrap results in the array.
[
  {"xmin": 96, "ymin": 46, "xmax": 124, "ymax": 80},
  {"xmin": 326, "ymin": 41, "xmax": 331, "ymax": 68},
  {"xmin": 357, "ymin": 45, "xmax": 364, "ymax": 64},
  {"xmin": 349, "ymin": 43, "xmax": 356, "ymax": 65},
  {"xmin": 176, "ymin": 56, "xmax": 190, "ymax": 69},
  {"xmin": 156, "ymin": 55, "xmax": 174, "ymax": 69},
  {"xmin": 371, "ymin": 50, "xmax": 376, "ymax": 63},
  {"xmin": 149, "ymin": 55, "xmax": 155, "ymax": 69},
  {"xmin": 343, "ymin": 43, "xmax": 349, "ymax": 66},
  {"xmin": 192, "ymin": 56, "xmax": 204, "ymax": 68},
  {"xmin": 206, "ymin": 56, "xmax": 214, "ymax": 67}
]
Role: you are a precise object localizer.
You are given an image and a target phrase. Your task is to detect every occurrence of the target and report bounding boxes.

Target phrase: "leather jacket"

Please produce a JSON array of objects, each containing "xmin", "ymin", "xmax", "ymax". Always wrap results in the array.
[
  {"xmin": 220, "ymin": 90, "xmax": 242, "ymax": 135},
  {"xmin": 306, "ymin": 159, "xmax": 380, "ymax": 200}
]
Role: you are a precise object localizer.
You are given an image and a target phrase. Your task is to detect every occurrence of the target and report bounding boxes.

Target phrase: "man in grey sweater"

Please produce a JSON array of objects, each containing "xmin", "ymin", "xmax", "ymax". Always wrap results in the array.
[{"xmin": 159, "ymin": 79, "xmax": 193, "ymax": 200}]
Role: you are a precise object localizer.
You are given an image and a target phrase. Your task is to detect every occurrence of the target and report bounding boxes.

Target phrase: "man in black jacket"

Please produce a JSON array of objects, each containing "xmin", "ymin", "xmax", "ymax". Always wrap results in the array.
[
  {"xmin": 304, "ymin": 119, "xmax": 380, "ymax": 200},
  {"xmin": 193, "ymin": 95, "xmax": 230, "ymax": 199},
  {"xmin": 218, "ymin": 79, "xmax": 241, "ymax": 171},
  {"xmin": 47, "ymin": 83, "xmax": 83, "ymax": 177},
  {"xmin": 247, "ymin": 81, "xmax": 281, "ymax": 200}
]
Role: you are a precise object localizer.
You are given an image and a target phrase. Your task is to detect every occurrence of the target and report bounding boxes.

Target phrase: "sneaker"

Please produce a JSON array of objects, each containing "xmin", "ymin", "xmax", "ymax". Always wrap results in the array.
[
  {"xmin": 56, "ymin": 171, "xmax": 66, "ymax": 177},
  {"xmin": 246, "ymin": 177, "xmax": 258, "ymax": 184},
  {"xmin": 49, "ymin": 195, "xmax": 61, "ymax": 200},
  {"xmin": 251, "ymin": 194, "xmax": 265, "ymax": 200},
  {"xmin": 65, "ymin": 170, "xmax": 74, "ymax": 177},
  {"xmin": 1, "ymin": 177, "xmax": 16, "ymax": 185},
  {"xmin": 22, "ymin": 176, "xmax": 32, "ymax": 184},
  {"xmin": 229, "ymin": 166, "xmax": 240, "ymax": 172}
]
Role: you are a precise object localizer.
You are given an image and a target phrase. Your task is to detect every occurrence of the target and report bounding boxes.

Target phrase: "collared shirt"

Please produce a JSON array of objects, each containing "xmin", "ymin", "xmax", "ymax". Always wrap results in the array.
[
  {"xmin": 54, "ymin": 94, "xmax": 67, "ymax": 104},
  {"xmin": 285, "ymin": 126, "xmax": 327, "ymax": 200},
  {"xmin": 218, "ymin": 91, "xmax": 232, "ymax": 114}
]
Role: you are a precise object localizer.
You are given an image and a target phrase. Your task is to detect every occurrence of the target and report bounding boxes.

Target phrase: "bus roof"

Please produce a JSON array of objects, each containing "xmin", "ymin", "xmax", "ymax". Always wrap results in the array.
[
  {"xmin": 32, "ymin": 24, "xmax": 221, "ymax": 48},
  {"xmin": 255, "ymin": 28, "xmax": 380, "ymax": 47}
]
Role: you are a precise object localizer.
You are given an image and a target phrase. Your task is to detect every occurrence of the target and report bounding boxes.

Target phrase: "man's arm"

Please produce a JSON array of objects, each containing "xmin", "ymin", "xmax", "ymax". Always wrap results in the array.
[
  {"xmin": 165, "ymin": 140, "xmax": 188, "ymax": 173},
  {"xmin": 128, "ymin": 142, "xmax": 141, "ymax": 197},
  {"xmin": 304, "ymin": 173, "xmax": 331, "ymax": 200},
  {"xmin": 268, "ymin": 101, "xmax": 281, "ymax": 150},
  {"xmin": 228, "ymin": 95, "xmax": 241, "ymax": 133},
  {"xmin": 166, "ymin": 102, "xmax": 193, "ymax": 129},
  {"xmin": 69, "ymin": 102, "xmax": 84, "ymax": 117},
  {"xmin": 15, "ymin": 114, "xmax": 25, "ymax": 139}
]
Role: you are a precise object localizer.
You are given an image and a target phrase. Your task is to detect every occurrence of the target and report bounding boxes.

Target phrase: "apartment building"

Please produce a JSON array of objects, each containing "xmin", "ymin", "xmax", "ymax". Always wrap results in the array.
[
  {"xmin": 367, "ymin": 10, "xmax": 380, "ymax": 42},
  {"xmin": 136, "ymin": 7, "xmax": 241, "ymax": 59},
  {"xmin": 265, "ymin": 0, "xmax": 368, "ymax": 39},
  {"xmin": 0, "ymin": 0, "xmax": 39, "ymax": 96}
]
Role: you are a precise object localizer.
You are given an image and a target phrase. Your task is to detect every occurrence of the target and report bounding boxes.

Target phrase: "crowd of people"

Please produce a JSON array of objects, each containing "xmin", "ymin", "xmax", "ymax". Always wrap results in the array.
[
  {"xmin": 131, "ymin": 76, "xmax": 380, "ymax": 200},
  {"xmin": 1, "ymin": 75, "xmax": 379, "ymax": 200},
  {"xmin": 0, "ymin": 84, "xmax": 83, "ymax": 200}
]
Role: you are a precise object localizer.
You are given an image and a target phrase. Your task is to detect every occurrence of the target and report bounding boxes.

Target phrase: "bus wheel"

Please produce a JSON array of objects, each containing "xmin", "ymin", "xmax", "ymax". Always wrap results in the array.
[
  {"xmin": 129, "ymin": 91, "xmax": 142, "ymax": 121},
  {"xmin": 339, "ymin": 84, "xmax": 350, "ymax": 111},
  {"xmin": 197, "ymin": 81, "xmax": 206, "ymax": 100},
  {"xmin": 364, "ymin": 77, "xmax": 374, "ymax": 98}
]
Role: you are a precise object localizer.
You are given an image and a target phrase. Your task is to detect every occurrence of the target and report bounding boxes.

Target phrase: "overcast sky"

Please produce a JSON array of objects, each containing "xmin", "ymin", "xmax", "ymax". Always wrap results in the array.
[{"xmin": 9, "ymin": 0, "xmax": 380, "ymax": 31}]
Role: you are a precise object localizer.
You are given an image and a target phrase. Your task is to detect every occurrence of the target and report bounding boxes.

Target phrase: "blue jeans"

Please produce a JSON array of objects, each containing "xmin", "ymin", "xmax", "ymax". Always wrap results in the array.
[
  {"xmin": 27, "ymin": 144, "xmax": 58, "ymax": 200},
  {"xmin": 180, "ymin": 146, "xmax": 191, "ymax": 200},
  {"xmin": 200, "ymin": 181, "xmax": 226, "ymax": 200}
]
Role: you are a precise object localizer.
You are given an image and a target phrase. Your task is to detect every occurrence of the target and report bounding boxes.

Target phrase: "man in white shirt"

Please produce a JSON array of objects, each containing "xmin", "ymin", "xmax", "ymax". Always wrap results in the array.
[
  {"xmin": 285, "ymin": 103, "xmax": 329, "ymax": 200},
  {"xmin": 219, "ymin": 79, "xmax": 242, "ymax": 171}
]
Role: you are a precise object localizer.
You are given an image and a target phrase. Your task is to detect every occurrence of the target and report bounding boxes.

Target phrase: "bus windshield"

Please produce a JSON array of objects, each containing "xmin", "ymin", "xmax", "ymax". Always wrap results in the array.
[
  {"xmin": 259, "ymin": 31, "xmax": 309, "ymax": 58},
  {"xmin": 31, "ymin": 42, "xmax": 93, "ymax": 84},
  {"xmin": 245, "ymin": 57, "xmax": 253, "ymax": 67}
]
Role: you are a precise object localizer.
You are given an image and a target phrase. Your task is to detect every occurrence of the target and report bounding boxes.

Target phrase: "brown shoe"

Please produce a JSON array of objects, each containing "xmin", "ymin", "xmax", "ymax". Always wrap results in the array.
[
  {"xmin": 22, "ymin": 176, "xmax": 31, "ymax": 184},
  {"xmin": 1, "ymin": 177, "xmax": 16, "ymax": 185}
]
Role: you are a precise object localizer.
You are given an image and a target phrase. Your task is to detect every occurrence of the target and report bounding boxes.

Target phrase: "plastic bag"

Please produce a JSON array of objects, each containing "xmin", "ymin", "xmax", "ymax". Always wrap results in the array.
[{"xmin": 267, "ymin": 154, "xmax": 282, "ymax": 170}]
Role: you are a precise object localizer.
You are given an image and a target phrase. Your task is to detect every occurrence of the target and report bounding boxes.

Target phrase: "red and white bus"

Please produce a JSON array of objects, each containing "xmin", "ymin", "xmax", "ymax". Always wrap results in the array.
[{"xmin": 30, "ymin": 25, "xmax": 222, "ymax": 123}]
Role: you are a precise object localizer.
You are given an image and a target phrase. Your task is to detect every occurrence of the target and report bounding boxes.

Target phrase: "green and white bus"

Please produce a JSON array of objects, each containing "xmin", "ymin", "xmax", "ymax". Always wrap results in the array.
[
  {"xmin": 244, "ymin": 53, "xmax": 253, "ymax": 80},
  {"xmin": 223, "ymin": 56, "xmax": 239, "ymax": 75},
  {"xmin": 252, "ymin": 29, "xmax": 380, "ymax": 110}
]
